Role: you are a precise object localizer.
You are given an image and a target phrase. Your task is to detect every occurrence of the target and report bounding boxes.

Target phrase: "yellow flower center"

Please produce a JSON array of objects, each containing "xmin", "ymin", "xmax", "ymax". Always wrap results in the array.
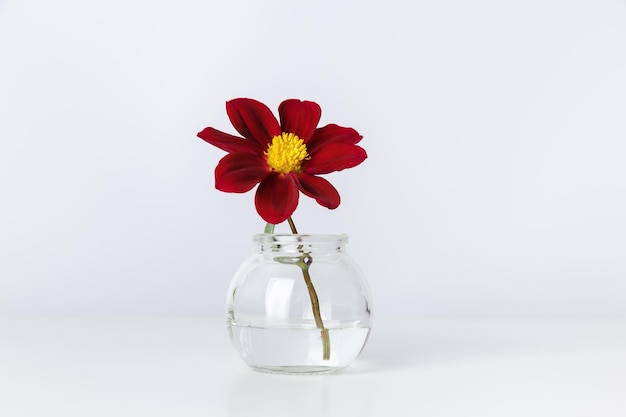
[{"xmin": 265, "ymin": 132, "xmax": 310, "ymax": 174}]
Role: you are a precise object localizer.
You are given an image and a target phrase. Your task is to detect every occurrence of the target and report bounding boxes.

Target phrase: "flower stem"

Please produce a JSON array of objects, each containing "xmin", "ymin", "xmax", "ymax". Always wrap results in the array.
[
  {"xmin": 287, "ymin": 216, "xmax": 330, "ymax": 361},
  {"xmin": 287, "ymin": 217, "xmax": 298, "ymax": 234}
]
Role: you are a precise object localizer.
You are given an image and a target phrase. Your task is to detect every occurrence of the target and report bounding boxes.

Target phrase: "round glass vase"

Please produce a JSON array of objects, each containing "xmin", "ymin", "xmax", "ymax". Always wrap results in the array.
[{"xmin": 226, "ymin": 234, "xmax": 372, "ymax": 374}]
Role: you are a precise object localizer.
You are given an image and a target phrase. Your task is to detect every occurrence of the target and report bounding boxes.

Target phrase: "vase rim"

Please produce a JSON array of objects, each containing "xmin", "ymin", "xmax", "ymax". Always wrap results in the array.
[
  {"xmin": 253, "ymin": 233, "xmax": 348, "ymax": 238},
  {"xmin": 252, "ymin": 233, "xmax": 349, "ymax": 245}
]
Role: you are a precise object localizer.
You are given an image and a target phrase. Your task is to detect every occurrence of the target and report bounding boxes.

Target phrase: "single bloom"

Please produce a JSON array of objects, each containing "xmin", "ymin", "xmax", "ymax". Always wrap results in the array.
[{"xmin": 198, "ymin": 98, "xmax": 367, "ymax": 224}]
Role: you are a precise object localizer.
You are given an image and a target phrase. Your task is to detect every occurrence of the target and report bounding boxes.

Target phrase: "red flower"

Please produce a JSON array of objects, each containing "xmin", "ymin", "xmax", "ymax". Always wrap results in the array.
[{"xmin": 198, "ymin": 98, "xmax": 367, "ymax": 224}]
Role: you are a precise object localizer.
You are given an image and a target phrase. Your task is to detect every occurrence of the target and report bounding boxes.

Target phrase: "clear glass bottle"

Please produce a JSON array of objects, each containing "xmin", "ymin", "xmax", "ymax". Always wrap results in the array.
[{"xmin": 226, "ymin": 234, "xmax": 372, "ymax": 374}]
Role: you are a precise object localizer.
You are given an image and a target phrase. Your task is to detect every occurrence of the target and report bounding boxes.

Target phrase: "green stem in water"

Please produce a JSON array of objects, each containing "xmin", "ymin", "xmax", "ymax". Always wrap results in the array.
[
  {"xmin": 294, "ymin": 252, "xmax": 330, "ymax": 361},
  {"xmin": 286, "ymin": 216, "xmax": 330, "ymax": 361}
]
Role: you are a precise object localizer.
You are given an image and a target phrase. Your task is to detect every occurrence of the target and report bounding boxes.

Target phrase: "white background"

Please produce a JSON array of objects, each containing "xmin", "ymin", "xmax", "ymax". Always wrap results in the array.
[{"xmin": 1, "ymin": 0, "xmax": 625, "ymax": 319}]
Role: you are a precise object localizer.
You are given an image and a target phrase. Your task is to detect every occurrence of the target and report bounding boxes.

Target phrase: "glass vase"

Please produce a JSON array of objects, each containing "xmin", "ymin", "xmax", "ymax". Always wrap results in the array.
[{"xmin": 226, "ymin": 234, "xmax": 372, "ymax": 374}]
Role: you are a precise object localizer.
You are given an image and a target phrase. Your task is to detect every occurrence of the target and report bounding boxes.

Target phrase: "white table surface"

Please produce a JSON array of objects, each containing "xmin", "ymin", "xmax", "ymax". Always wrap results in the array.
[{"xmin": 1, "ymin": 317, "xmax": 625, "ymax": 416}]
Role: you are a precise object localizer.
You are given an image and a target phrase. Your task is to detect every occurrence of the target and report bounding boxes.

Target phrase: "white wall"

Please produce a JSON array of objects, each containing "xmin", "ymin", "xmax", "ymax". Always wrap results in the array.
[{"xmin": 1, "ymin": 0, "xmax": 625, "ymax": 318}]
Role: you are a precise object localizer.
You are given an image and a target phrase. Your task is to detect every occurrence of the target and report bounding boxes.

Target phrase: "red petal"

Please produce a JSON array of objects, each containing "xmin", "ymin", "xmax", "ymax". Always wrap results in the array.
[
  {"xmin": 307, "ymin": 124, "xmax": 363, "ymax": 154},
  {"xmin": 296, "ymin": 173, "xmax": 340, "ymax": 209},
  {"xmin": 255, "ymin": 173, "xmax": 299, "ymax": 224},
  {"xmin": 303, "ymin": 144, "xmax": 367, "ymax": 175},
  {"xmin": 214, "ymin": 153, "xmax": 270, "ymax": 193},
  {"xmin": 197, "ymin": 127, "xmax": 262, "ymax": 155},
  {"xmin": 278, "ymin": 99, "xmax": 321, "ymax": 141},
  {"xmin": 226, "ymin": 98, "xmax": 281, "ymax": 148}
]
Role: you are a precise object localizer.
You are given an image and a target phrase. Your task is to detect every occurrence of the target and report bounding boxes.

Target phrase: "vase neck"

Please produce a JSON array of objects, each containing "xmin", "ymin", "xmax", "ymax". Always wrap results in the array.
[{"xmin": 253, "ymin": 234, "xmax": 348, "ymax": 254}]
